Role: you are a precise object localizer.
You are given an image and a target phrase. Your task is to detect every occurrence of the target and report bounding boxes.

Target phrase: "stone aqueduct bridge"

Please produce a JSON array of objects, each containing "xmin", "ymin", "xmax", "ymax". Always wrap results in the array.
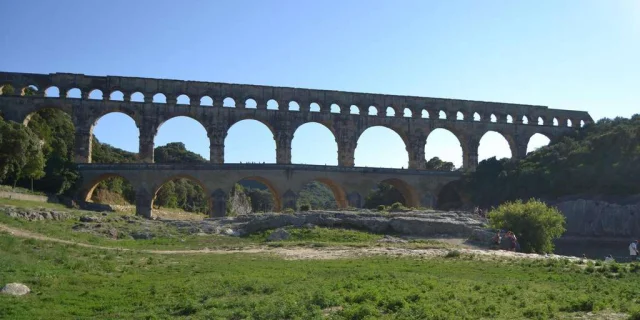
[{"xmin": 0, "ymin": 71, "xmax": 593, "ymax": 217}]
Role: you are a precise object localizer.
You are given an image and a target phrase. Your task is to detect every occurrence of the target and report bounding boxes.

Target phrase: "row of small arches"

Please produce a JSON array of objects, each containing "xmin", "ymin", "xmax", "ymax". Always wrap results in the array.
[{"xmin": 2, "ymin": 84, "xmax": 587, "ymax": 127}]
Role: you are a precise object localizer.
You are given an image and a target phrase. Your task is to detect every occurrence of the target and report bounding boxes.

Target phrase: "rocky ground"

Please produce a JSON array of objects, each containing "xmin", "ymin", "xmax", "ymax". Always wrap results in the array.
[{"xmin": 1, "ymin": 204, "xmax": 493, "ymax": 242}]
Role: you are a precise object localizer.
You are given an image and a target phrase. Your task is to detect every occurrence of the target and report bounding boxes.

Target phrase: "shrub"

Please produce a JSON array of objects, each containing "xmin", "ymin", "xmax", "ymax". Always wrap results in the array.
[
  {"xmin": 390, "ymin": 202, "xmax": 404, "ymax": 210},
  {"xmin": 377, "ymin": 205, "xmax": 387, "ymax": 211},
  {"xmin": 487, "ymin": 199, "xmax": 566, "ymax": 253},
  {"xmin": 299, "ymin": 204, "xmax": 311, "ymax": 212},
  {"xmin": 445, "ymin": 250, "xmax": 461, "ymax": 258},
  {"xmin": 283, "ymin": 208, "xmax": 295, "ymax": 214}
]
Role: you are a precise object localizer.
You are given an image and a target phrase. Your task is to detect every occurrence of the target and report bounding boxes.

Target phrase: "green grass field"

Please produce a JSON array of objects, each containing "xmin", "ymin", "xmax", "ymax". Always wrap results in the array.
[
  {"xmin": 2, "ymin": 199, "xmax": 640, "ymax": 319},
  {"xmin": 2, "ymin": 233, "xmax": 640, "ymax": 319}
]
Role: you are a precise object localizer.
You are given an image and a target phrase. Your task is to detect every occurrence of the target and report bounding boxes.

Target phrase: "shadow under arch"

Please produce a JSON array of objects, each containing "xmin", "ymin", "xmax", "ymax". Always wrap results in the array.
[
  {"xmin": 436, "ymin": 180, "xmax": 464, "ymax": 210},
  {"xmin": 379, "ymin": 178, "xmax": 419, "ymax": 208},
  {"xmin": 151, "ymin": 174, "xmax": 212, "ymax": 215},
  {"xmin": 302, "ymin": 178, "xmax": 348, "ymax": 209},
  {"xmin": 81, "ymin": 173, "xmax": 136, "ymax": 203},
  {"xmin": 236, "ymin": 176, "xmax": 282, "ymax": 211}
]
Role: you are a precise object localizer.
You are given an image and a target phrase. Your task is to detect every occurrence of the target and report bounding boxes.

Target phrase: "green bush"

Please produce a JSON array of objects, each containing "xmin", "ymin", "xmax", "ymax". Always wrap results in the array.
[
  {"xmin": 299, "ymin": 204, "xmax": 311, "ymax": 211},
  {"xmin": 390, "ymin": 202, "xmax": 404, "ymax": 210},
  {"xmin": 283, "ymin": 208, "xmax": 295, "ymax": 214},
  {"xmin": 487, "ymin": 199, "xmax": 566, "ymax": 254},
  {"xmin": 377, "ymin": 205, "xmax": 387, "ymax": 211}
]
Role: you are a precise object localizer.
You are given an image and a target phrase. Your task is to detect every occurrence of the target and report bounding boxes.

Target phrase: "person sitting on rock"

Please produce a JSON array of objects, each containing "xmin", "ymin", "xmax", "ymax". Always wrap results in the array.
[{"xmin": 491, "ymin": 231, "xmax": 501, "ymax": 249}]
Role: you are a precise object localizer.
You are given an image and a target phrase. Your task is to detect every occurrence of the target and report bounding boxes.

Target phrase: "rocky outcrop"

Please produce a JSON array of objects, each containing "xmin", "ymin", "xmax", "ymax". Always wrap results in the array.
[
  {"xmin": 227, "ymin": 189, "xmax": 252, "ymax": 216},
  {"xmin": 165, "ymin": 210, "xmax": 489, "ymax": 241},
  {"xmin": 1, "ymin": 283, "xmax": 30, "ymax": 296},
  {"xmin": 1, "ymin": 206, "xmax": 69, "ymax": 221},
  {"xmin": 553, "ymin": 197, "xmax": 640, "ymax": 238}
]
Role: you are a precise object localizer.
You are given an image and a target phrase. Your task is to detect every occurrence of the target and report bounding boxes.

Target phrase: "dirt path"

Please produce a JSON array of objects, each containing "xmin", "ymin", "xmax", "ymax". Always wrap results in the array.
[{"xmin": 0, "ymin": 223, "xmax": 579, "ymax": 261}]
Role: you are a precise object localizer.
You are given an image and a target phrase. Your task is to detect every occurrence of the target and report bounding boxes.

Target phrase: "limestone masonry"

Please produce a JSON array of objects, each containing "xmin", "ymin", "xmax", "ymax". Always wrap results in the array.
[{"xmin": 0, "ymin": 71, "xmax": 592, "ymax": 217}]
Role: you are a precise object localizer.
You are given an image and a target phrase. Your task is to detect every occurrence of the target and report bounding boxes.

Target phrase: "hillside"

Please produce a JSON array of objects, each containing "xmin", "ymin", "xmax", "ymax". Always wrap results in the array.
[{"xmin": 462, "ymin": 115, "xmax": 640, "ymax": 208}]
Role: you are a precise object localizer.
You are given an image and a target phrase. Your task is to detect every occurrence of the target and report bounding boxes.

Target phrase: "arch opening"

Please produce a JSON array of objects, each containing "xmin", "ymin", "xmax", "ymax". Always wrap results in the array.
[
  {"xmin": 425, "ymin": 128, "xmax": 462, "ymax": 169},
  {"xmin": 437, "ymin": 181, "xmax": 462, "ymax": 210},
  {"xmin": 331, "ymin": 103, "xmax": 340, "ymax": 114},
  {"xmin": 223, "ymin": 97, "xmax": 235, "ymax": 108},
  {"xmin": 490, "ymin": 114, "xmax": 497, "ymax": 123},
  {"xmin": 350, "ymin": 105, "xmax": 360, "ymax": 115},
  {"xmin": 506, "ymin": 115, "xmax": 513, "ymax": 123},
  {"xmin": 386, "ymin": 107, "xmax": 395, "ymax": 117},
  {"xmin": 153, "ymin": 93, "xmax": 166, "ymax": 103},
  {"xmin": 267, "ymin": 99, "xmax": 279, "ymax": 110},
  {"xmin": 580, "ymin": 120, "xmax": 586, "ymax": 128},
  {"xmin": 225, "ymin": 119, "xmax": 276, "ymax": 163},
  {"xmin": 228, "ymin": 178, "xmax": 279, "ymax": 214},
  {"xmin": 110, "ymin": 91, "xmax": 124, "ymax": 101},
  {"xmin": 553, "ymin": 118, "xmax": 559, "ymax": 126},
  {"xmin": 131, "ymin": 92, "xmax": 144, "ymax": 102},
  {"xmin": 310, "ymin": 102, "xmax": 321, "ymax": 112},
  {"xmin": 369, "ymin": 106, "xmax": 378, "ymax": 116},
  {"xmin": 246, "ymin": 99, "xmax": 257, "ymax": 109},
  {"xmin": 355, "ymin": 126, "xmax": 407, "ymax": 168},
  {"xmin": 292, "ymin": 122, "xmax": 337, "ymax": 165},
  {"xmin": 364, "ymin": 178, "xmax": 417, "ymax": 209},
  {"xmin": 67, "ymin": 88, "xmax": 81, "ymax": 99},
  {"xmin": 45, "ymin": 86, "xmax": 60, "ymax": 98},
  {"xmin": 289, "ymin": 101, "xmax": 300, "ymax": 111},
  {"xmin": 567, "ymin": 119, "xmax": 573, "ymax": 127},
  {"xmin": 457, "ymin": 112, "xmax": 464, "ymax": 120},
  {"xmin": 478, "ymin": 131, "xmax": 512, "ymax": 161},
  {"xmin": 89, "ymin": 89, "xmax": 103, "ymax": 100},
  {"xmin": 92, "ymin": 112, "xmax": 140, "ymax": 158},
  {"xmin": 527, "ymin": 133, "xmax": 551, "ymax": 154},
  {"xmin": 152, "ymin": 175, "xmax": 210, "ymax": 218},
  {"xmin": 538, "ymin": 117, "xmax": 544, "ymax": 125},
  {"xmin": 473, "ymin": 112, "xmax": 481, "ymax": 121},
  {"xmin": 421, "ymin": 110, "xmax": 429, "ymax": 119},
  {"xmin": 84, "ymin": 174, "xmax": 136, "ymax": 208},
  {"xmin": 177, "ymin": 94, "xmax": 190, "ymax": 105},
  {"xmin": 439, "ymin": 111, "xmax": 446, "ymax": 119},
  {"xmin": 522, "ymin": 116, "xmax": 529, "ymax": 125},
  {"xmin": 200, "ymin": 96, "xmax": 213, "ymax": 106},
  {"xmin": 297, "ymin": 179, "xmax": 346, "ymax": 210},
  {"xmin": 404, "ymin": 108, "xmax": 412, "ymax": 118},
  {"xmin": 155, "ymin": 116, "xmax": 209, "ymax": 161}
]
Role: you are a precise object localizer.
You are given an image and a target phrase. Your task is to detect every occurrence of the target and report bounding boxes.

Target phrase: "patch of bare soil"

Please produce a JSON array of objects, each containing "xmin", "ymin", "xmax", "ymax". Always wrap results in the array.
[{"xmin": 0, "ymin": 223, "xmax": 582, "ymax": 262}]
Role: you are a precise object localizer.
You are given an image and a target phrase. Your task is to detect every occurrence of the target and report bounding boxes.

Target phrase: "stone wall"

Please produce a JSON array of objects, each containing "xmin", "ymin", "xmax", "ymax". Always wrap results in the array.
[{"xmin": 552, "ymin": 196, "xmax": 640, "ymax": 238}]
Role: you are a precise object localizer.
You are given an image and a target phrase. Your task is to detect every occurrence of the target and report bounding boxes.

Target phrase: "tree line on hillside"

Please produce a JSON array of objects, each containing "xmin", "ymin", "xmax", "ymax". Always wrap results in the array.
[{"xmin": 462, "ymin": 115, "xmax": 640, "ymax": 208}]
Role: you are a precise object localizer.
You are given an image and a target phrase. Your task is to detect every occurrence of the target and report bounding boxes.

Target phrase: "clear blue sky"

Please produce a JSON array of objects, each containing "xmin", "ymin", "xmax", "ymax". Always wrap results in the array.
[{"xmin": 1, "ymin": 0, "xmax": 638, "ymax": 168}]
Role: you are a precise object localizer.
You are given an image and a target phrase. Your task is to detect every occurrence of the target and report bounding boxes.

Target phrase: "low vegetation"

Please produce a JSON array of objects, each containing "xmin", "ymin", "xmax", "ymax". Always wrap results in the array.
[
  {"xmin": 2, "ymin": 231, "xmax": 640, "ymax": 319},
  {"xmin": 488, "ymin": 199, "xmax": 566, "ymax": 253}
]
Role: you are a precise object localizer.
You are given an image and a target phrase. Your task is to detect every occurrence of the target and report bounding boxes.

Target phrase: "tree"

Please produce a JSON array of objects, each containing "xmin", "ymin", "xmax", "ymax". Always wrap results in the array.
[
  {"xmin": 0, "ymin": 117, "xmax": 45, "ymax": 188},
  {"xmin": 425, "ymin": 157, "xmax": 456, "ymax": 171},
  {"xmin": 488, "ymin": 199, "xmax": 566, "ymax": 254}
]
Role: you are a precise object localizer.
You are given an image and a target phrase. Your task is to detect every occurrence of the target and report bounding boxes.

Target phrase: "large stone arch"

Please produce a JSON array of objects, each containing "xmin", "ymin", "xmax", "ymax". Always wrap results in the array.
[
  {"xmin": 379, "ymin": 178, "xmax": 419, "ymax": 208},
  {"xmin": 298, "ymin": 177, "xmax": 349, "ymax": 209},
  {"xmin": 156, "ymin": 114, "xmax": 206, "ymax": 134},
  {"xmin": 477, "ymin": 129, "xmax": 515, "ymax": 159},
  {"xmin": 79, "ymin": 172, "xmax": 137, "ymax": 203},
  {"xmin": 235, "ymin": 176, "xmax": 282, "ymax": 212},
  {"xmin": 228, "ymin": 117, "xmax": 275, "ymax": 137},
  {"xmin": 355, "ymin": 125, "xmax": 409, "ymax": 168},
  {"xmin": 150, "ymin": 174, "xmax": 212, "ymax": 215},
  {"xmin": 292, "ymin": 120, "xmax": 336, "ymax": 140}
]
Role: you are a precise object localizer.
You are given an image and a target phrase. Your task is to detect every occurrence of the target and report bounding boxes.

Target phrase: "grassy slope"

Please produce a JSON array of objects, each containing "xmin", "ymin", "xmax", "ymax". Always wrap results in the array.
[{"xmin": 1, "ymin": 233, "xmax": 639, "ymax": 319}]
